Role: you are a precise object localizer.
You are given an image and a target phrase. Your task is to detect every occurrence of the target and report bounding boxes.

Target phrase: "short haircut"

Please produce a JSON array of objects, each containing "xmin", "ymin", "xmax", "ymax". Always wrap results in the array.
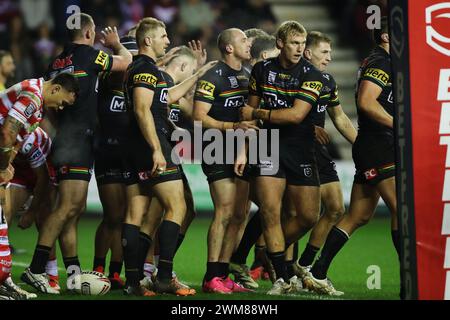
[
  {"xmin": 0, "ymin": 50, "xmax": 12, "ymax": 64},
  {"xmin": 67, "ymin": 13, "xmax": 94, "ymax": 41},
  {"xmin": 217, "ymin": 28, "xmax": 240, "ymax": 55},
  {"xmin": 306, "ymin": 31, "xmax": 332, "ymax": 50},
  {"xmin": 276, "ymin": 20, "xmax": 307, "ymax": 43},
  {"xmin": 244, "ymin": 28, "xmax": 268, "ymax": 39},
  {"xmin": 167, "ymin": 46, "xmax": 196, "ymax": 65},
  {"xmin": 250, "ymin": 35, "xmax": 276, "ymax": 60},
  {"xmin": 136, "ymin": 17, "xmax": 166, "ymax": 48},
  {"xmin": 51, "ymin": 73, "xmax": 80, "ymax": 96},
  {"xmin": 373, "ymin": 16, "xmax": 389, "ymax": 45}
]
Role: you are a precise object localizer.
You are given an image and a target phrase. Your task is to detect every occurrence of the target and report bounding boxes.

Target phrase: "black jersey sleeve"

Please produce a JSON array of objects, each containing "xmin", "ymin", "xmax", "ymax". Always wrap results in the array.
[
  {"xmin": 297, "ymin": 69, "xmax": 323, "ymax": 106},
  {"xmin": 89, "ymin": 48, "xmax": 114, "ymax": 74},
  {"xmin": 194, "ymin": 70, "xmax": 219, "ymax": 104},
  {"xmin": 361, "ymin": 57, "xmax": 390, "ymax": 89},
  {"xmin": 248, "ymin": 62, "xmax": 263, "ymax": 97},
  {"xmin": 131, "ymin": 63, "xmax": 159, "ymax": 91},
  {"xmin": 328, "ymin": 75, "xmax": 340, "ymax": 108}
]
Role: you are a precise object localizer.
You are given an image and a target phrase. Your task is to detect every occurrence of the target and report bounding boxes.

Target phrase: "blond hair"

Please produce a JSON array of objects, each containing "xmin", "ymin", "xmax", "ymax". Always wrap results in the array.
[
  {"xmin": 136, "ymin": 17, "xmax": 166, "ymax": 47},
  {"xmin": 276, "ymin": 21, "xmax": 307, "ymax": 43}
]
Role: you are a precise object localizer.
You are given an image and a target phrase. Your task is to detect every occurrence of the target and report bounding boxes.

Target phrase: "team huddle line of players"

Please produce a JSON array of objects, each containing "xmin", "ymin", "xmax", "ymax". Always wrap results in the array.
[{"xmin": 0, "ymin": 13, "xmax": 399, "ymax": 299}]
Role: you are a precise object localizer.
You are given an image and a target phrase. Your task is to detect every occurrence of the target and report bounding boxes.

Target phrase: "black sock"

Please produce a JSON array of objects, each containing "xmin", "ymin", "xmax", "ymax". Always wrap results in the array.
[
  {"xmin": 218, "ymin": 262, "xmax": 229, "ymax": 278},
  {"xmin": 250, "ymin": 245, "xmax": 266, "ymax": 269},
  {"xmin": 286, "ymin": 260, "xmax": 295, "ymax": 279},
  {"xmin": 231, "ymin": 210, "xmax": 262, "ymax": 265},
  {"xmin": 93, "ymin": 257, "xmax": 106, "ymax": 271},
  {"xmin": 122, "ymin": 223, "xmax": 140, "ymax": 286},
  {"xmin": 174, "ymin": 233, "xmax": 185, "ymax": 255},
  {"xmin": 293, "ymin": 242, "xmax": 299, "ymax": 261},
  {"xmin": 204, "ymin": 262, "xmax": 220, "ymax": 282},
  {"xmin": 157, "ymin": 220, "xmax": 180, "ymax": 281},
  {"xmin": 267, "ymin": 251, "xmax": 288, "ymax": 282},
  {"xmin": 63, "ymin": 256, "xmax": 81, "ymax": 278},
  {"xmin": 138, "ymin": 232, "xmax": 152, "ymax": 280},
  {"xmin": 30, "ymin": 245, "xmax": 51, "ymax": 274},
  {"xmin": 298, "ymin": 243, "xmax": 320, "ymax": 267},
  {"xmin": 391, "ymin": 230, "xmax": 400, "ymax": 258},
  {"xmin": 108, "ymin": 261, "xmax": 123, "ymax": 277},
  {"xmin": 310, "ymin": 226, "xmax": 349, "ymax": 280}
]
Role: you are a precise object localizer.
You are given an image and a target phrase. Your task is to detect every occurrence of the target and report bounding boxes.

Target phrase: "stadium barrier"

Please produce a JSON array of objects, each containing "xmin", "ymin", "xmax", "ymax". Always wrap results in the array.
[{"xmin": 391, "ymin": 0, "xmax": 450, "ymax": 299}]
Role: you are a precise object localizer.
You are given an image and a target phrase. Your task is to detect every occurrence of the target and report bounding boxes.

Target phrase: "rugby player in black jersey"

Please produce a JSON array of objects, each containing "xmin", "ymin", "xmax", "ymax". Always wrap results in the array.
[
  {"xmin": 239, "ymin": 21, "xmax": 324, "ymax": 295},
  {"xmin": 286, "ymin": 31, "xmax": 356, "ymax": 282},
  {"xmin": 225, "ymin": 34, "xmax": 280, "ymax": 289},
  {"xmin": 92, "ymin": 34, "xmax": 139, "ymax": 289},
  {"xmin": 22, "ymin": 13, "xmax": 132, "ymax": 294},
  {"xmin": 304, "ymin": 18, "xmax": 399, "ymax": 296},
  {"xmin": 193, "ymin": 28, "xmax": 259, "ymax": 294},
  {"xmin": 122, "ymin": 17, "xmax": 215, "ymax": 297},
  {"xmin": 137, "ymin": 45, "xmax": 206, "ymax": 292}
]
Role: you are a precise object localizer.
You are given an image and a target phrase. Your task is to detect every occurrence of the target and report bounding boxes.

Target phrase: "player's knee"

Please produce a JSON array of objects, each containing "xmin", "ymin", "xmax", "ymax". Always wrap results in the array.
[
  {"xmin": 303, "ymin": 212, "xmax": 319, "ymax": 229},
  {"xmin": 325, "ymin": 206, "xmax": 345, "ymax": 224}
]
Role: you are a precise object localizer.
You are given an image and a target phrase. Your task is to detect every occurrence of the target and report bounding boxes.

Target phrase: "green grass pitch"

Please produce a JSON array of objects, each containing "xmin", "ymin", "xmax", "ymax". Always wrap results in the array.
[{"xmin": 8, "ymin": 215, "xmax": 399, "ymax": 300}]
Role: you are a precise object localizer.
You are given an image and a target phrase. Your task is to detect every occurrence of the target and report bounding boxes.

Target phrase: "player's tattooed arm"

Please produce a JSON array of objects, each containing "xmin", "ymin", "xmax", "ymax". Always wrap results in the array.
[{"xmin": 0, "ymin": 116, "xmax": 23, "ymax": 170}]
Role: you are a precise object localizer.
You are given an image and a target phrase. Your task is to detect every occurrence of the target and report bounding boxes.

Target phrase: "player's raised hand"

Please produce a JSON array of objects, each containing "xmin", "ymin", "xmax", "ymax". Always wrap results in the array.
[
  {"xmin": 189, "ymin": 40, "xmax": 207, "ymax": 67},
  {"xmin": 196, "ymin": 60, "xmax": 218, "ymax": 78},
  {"xmin": 314, "ymin": 125, "xmax": 330, "ymax": 145},
  {"xmin": 156, "ymin": 46, "xmax": 181, "ymax": 67},
  {"xmin": 100, "ymin": 26, "xmax": 120, "ymax": 48}
]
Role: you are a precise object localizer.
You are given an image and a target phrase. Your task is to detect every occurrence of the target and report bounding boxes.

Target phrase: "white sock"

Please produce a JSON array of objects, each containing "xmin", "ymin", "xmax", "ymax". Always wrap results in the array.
[
  {"xmin": 45, "ymin": 259, "xmax": 58, "ymax": 277},
  {"xmin": 143, "ymin": 262, "xmax": 157, "ymax": 278}
]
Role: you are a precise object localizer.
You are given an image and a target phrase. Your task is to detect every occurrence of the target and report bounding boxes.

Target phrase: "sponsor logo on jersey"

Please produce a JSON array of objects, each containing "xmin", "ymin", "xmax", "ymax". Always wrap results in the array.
[
  {"xmin": 278, "ymin": 73, "xmax": 291, "ymax": 80},
  {"xmin": 228, "ymin": 76, "xmax": 238, "ymax": 88},
  {"xmin": 249, "ymin": 76, "xmax": 257, "ymax": 91},
  {"xmin": 263, "ymin": 92, "xmax": 288, "ymax": 108},
  {"xmin": 110, "ymin": 96, "xmax": 126, "ymax": 112},
  {"xmin": 95, "ymin": 50, "xmax": 108, "ymax": 68},
  {"xmin": 197, "ymin": 80, "xmax": 215, "ymax": 97},
  {"xmin": 23, "ymin": 142, "xmax": 33, "ymax": 154},
  {"xmin": 301, "ymin": 81, "xmax": 323, "ymax": 95},
  {"xmin": 160, "ymin": 88, "xmax": 168, "ymax": 103},
  {"xmin": 364, "ymin": 68, "xmax": 389, "ymax": 85},
  {"xmin": 169, "ymin": 108, "xmax": 180, "ymax": 122},
  {"xmin": 52, "ymin": 54, "xmax": 73, "ymax": 69},
  {"xmin": 224, "ymin": 96, "xmax": 245, "ymax": 108},
  {"xmin": 24, "ymin": 103, "xmax": 36, "ymax": 118},
  {"xmin": 29, "ymin": 148, "xmax": 43, "ymax": 161},
  {"xmin": 133, "ymin": 73, "xmax": 157, "ymax": 86}
]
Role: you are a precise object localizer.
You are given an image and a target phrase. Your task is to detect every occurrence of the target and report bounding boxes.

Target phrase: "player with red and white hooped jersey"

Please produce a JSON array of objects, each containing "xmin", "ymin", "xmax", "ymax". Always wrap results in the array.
[
  {"xmin": 0, "ymin": 206, "xmax": 12, "ymax": 285},
  {"xmin": 0, "ymin": 78, "xmax": 44, "ymax": 142}
]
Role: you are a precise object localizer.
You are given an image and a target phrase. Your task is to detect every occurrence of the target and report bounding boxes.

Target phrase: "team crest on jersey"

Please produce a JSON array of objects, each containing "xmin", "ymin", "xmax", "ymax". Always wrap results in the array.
[
  {"xmin": 228, "ymin": 76, "xmax": 238, "ymax": 88},
  {"xmin": 197, "ymin": 80, "xmax": 215, "ymax": 97},
  {"xmin": 109, "ymin": 96, "xmax": 126, "ymax": 112},
  {"xmin": 268, "ymin": 71, "xmax": 277, "ymax": 84},
  {"xmin": 95, "ymin": 50, "xmax": 108, "ymax": 69},
  {"xmin": 133, "ymin": 73, "xmax": 157, "ymax": 86}
]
